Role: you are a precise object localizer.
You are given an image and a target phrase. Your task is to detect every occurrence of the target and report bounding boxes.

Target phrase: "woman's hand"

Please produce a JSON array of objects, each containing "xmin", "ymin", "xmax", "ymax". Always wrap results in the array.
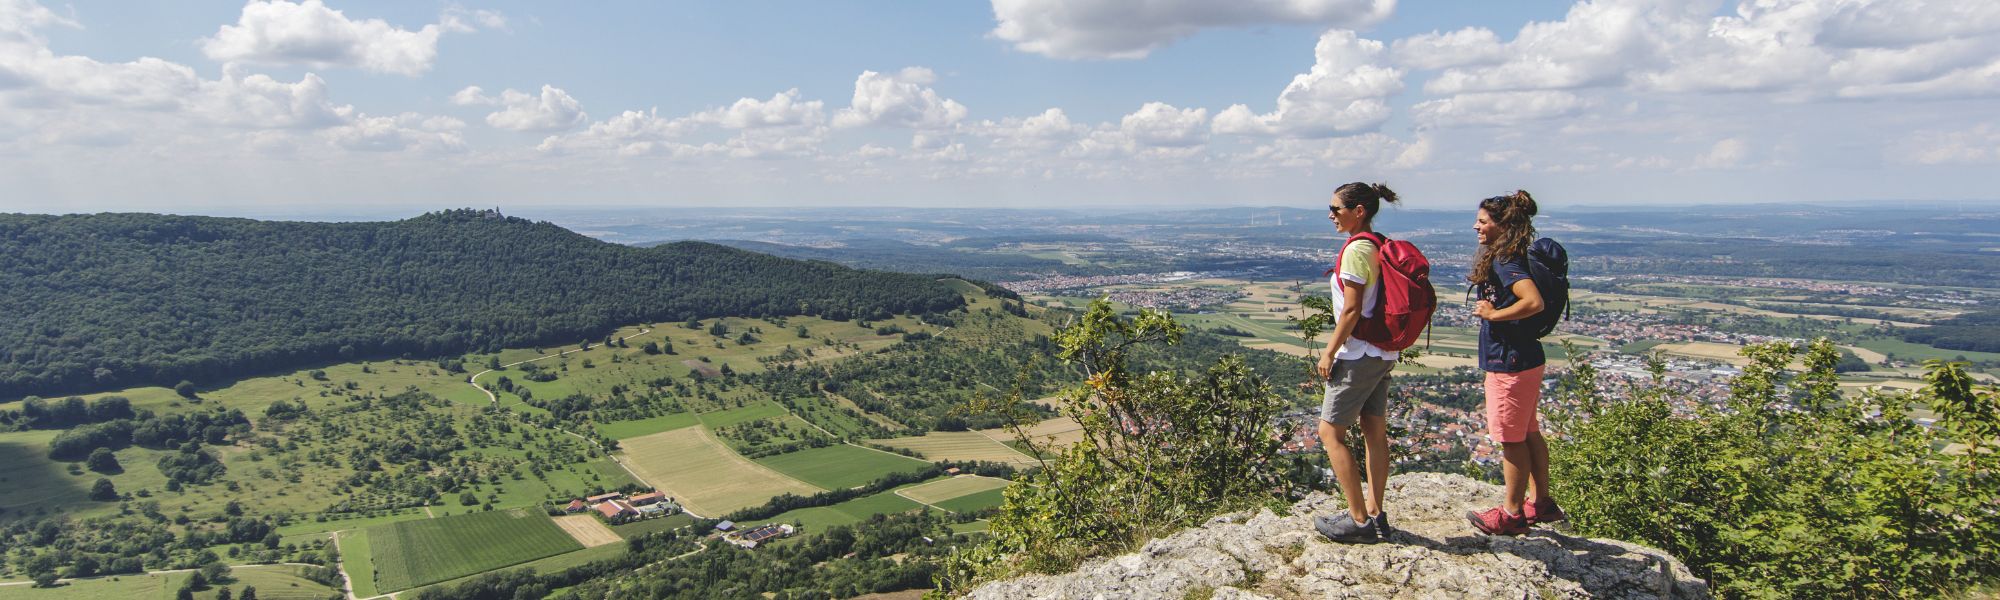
[
  {"xmin": 1317, "ymin": 353, "xmax": 1334, "ymax": 379},
  {"xmin": 1475, "ymin": 300, "xmax": 1496, "ymax": 321}
]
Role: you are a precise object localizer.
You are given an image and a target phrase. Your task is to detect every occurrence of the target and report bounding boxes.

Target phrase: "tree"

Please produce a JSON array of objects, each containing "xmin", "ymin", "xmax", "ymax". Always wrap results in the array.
[
  {"xmin": 89, "ymin": 477, "xmax": 117, "ymax": 501},
  {"xmin": 176, "ymin": 588, "xmax": 195, "ymax": 600},
  {"xmin": 216, "ymin": 586, "xmax": 233, "ymax": 600},
  {"xmin": 175, "ymin": 380, "xmax": 197, "ymax": 399},
  {"xmin": 461, "ymin": 491, "xmax": 479, "ymax": 506},
  {"xmin": 86, "ymin": 447, "xmax": 121, "ymax": 473},
  {"xmin": 199, "ymin": 561, "xmax": 231, "ymax": 584},
  {"xmin": 239, "ymin": 586, "xmax": 258, "ymax": 600},
  {"xmin": 642, "ymin": 341, "xmax": 660, "ymax": 355},
  {"xmin": 31, "ymin": 570, "xmax": 58, "ymax": 588}
]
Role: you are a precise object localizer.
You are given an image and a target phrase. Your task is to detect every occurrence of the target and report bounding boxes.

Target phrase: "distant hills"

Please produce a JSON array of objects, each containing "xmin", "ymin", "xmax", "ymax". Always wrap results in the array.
[{"xmin": 0, "ymin": 209, "xmax": 968, "ymax": 398}]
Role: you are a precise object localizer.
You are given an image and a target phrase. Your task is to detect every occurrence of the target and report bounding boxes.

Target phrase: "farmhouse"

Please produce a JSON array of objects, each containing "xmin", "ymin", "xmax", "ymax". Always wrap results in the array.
[
  {"xmin": 586, "ymin": 492, "xmax": 623, "ymax": 503},
  {"xmin": 728, "ymin": 523, "xmax": 796, "ymax": 549},
  {"xmin": 564, "ymin": 499, "xmax": 588, "ymax": 513},
  {"xmin": 629, "ymin": 491, "xmax": 666, "ymax": 506},
  {"xmin": 595, "ymin": 500, "xmax": 635, "ymax": 519}
]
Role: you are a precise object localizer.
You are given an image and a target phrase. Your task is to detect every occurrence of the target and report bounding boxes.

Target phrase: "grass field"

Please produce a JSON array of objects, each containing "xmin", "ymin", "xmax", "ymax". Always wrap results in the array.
[
  {"xmin": 366, "ymin": 506, "xmax": 580, "ymax": 592},
  {"xmin": 751, "ymin": 485, "xmax": 928, "ymax": 532},
  {"xmin": 898, "ymin": 475, "xmax": 1011, "ymax": 505},
  {"xmin": 934, "ymin": 488, "xmax": 1007, "ymax": 513},
  {"xmin": 980, "ymin": 415, "xmax": 1086, "ymax": 450},
  {"xmin": 595, "ymin": 413, "xmax": 700, "ymax": 440},
  {"xmin": 874, "ymin": 431, "xmax": 1037, "ymax": 466},
  {"xmin": 0, "ymin": 564, "xmax": 340, "ymax": 600},
  {"xmin": 366, "ymin": 508, "xmax": 583, "ymax": 592},
  {"xmin": 617, "ymin": 426, "xmax": 821, "ymax": 516},
  {"xmin": 338, "ymin": 529, "xmax": 378, "ymax": 598},
  {"xmin": 697, "ymin": 400, "xmax": 792, "ymax": 429},
  {"xmin": 753, "ymin": 445, "xmax": 933, "ymax": 490}
]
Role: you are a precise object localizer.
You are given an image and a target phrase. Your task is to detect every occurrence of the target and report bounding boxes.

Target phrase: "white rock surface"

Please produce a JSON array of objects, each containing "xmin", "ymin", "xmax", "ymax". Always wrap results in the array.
[{"xmin": 966, "ymin": 472, "xmax": 1709, "ymax": 600}]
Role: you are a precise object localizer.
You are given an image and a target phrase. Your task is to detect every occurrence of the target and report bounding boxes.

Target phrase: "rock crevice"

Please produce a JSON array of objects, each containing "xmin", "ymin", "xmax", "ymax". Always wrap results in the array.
[{"xmin": 967, "ymin": 472, "xmax": 1709, "ymax": 600}]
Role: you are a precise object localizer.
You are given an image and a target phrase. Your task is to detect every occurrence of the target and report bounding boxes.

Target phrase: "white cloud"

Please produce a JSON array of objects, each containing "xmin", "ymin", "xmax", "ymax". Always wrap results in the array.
[
  {"xmin": 1693, "ymin": 137, "xmax": 1749, "ymax": 169},
  {"xmin": 1423, "ymin": 0, "xmax": 1701, "ymax": 95},
  {"xmin": 191, "ymin": 66, "xmax": 353, "ymax": 129},
  {"xmin": 536, "ymin": 108, "xmax": 693, "ymax": 155},
  {"xmin": 1390, "ymin": 27, "xmax": 1504, "ymax": 70},
  {"xmin": 441, "ymin": 7, "xmax": 508, "ymax": 34},
  {"xmin": 1120, "ymin": 102, "xmax": 1208, "ymax": 147},
  {"xmin": 484, "ymin": 85, "xmax": 586, "ymax": 132},
  {"xmin": 325, "ymin": 112, "xmax": 465, "ymax": 152},
  {"xmin": 201, "ymin": 0, "xmax": 455, "ymax": 76},
  {"xmin": 1411, "ymin": 90, "xmax": 1587, "ymax": 127},
  {"xmin": 1889, "ymin": 123, "xmax": 2000, "ymax": 165},
  {"xmin": 832, "ymin": 67, "xmax": 967, "ymax": 129},
  {"xmin": 1226, "ymin": 132, "xmax": 1419, "ymax": 170},
  {"xmin": 687, "ymin": 88, "xmax": 824, "ymax": 129},
  {"xmin": 989, "ymin": 0, "xmax": 1394, "ymax": 60},
  {"xmin": 1213, "ymin": 30, "xmax": 1402, "ymax": 137},
  {"xmin": 965, "ymin": 108, "xmax": 1086, "ymax": 149},
  {"xmin": 449, "ymin": 85, "xmax": 492, "ymax": 106}
]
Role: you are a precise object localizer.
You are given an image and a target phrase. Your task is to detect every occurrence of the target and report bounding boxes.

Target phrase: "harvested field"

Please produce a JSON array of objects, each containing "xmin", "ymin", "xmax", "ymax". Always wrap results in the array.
[
  {"xmin": 553, "ymin": 514, "xmax": 621, "ymax": 548},
  {"xmin": 877, "ymin": 431, "xmax": 1037, "ymax": 466},
  {"xmin": 1245, "ymin": 341, "xmax": 1313, "ymax": 357},
  {"xmin": 618, "ymin": 426, "xmax": 821, "ymax": 516},
  {"xmin": 982, "ymin": 416, "xmax": 1085, "ymax": 449}
]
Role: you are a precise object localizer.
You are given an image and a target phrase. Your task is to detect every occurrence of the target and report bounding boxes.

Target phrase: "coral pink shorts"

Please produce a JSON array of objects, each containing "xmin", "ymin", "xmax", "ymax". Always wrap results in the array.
[{"xmin": 1484, "ymin": 365, "xmax": 1546, "ymax": 443}]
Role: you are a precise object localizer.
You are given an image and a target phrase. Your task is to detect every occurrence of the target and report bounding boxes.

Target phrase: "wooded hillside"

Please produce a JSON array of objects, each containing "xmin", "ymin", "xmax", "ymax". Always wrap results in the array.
[{"xmin": 0, "ymin": 209, "xmax": 967, "ymax": 397}]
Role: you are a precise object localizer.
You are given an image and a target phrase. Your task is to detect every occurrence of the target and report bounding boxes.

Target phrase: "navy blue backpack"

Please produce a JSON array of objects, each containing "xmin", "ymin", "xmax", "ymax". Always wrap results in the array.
[{"xmin": 1519, "ymin": 238, "xmax": 1569, "ymax": 339}]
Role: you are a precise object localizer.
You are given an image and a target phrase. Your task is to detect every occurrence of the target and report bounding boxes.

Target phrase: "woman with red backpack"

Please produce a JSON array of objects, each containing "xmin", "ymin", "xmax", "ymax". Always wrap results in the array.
[
  {"xmin": 1311, "ymin": 181, "xmax": 1407, "ymax": 545},
  {"xmin": 1466, "ymin": 190, "xmax": 1568, "ymax": 536}
]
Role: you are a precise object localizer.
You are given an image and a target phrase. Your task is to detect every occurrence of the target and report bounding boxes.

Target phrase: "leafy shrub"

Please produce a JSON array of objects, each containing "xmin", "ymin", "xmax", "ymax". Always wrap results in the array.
[
  {"xmin": 934, "ymin": 300, "xmax": 1312, "ymax": 593},
  {"xmin": 1549, "ymin": 339, "xmax": 1999, "ymax": 598}
]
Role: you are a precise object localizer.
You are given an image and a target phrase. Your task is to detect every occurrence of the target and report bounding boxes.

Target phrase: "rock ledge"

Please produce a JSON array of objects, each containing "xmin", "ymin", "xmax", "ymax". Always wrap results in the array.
[{"xmin": 967, "ymin": 472, "xmax": 1709, "ymax": 600}]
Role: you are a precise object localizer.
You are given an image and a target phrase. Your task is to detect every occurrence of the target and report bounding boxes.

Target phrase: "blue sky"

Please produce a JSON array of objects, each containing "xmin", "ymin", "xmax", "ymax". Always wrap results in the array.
[{"xmin": 3, "ymin": 0, "xmax": 1997, "ymax": 215}]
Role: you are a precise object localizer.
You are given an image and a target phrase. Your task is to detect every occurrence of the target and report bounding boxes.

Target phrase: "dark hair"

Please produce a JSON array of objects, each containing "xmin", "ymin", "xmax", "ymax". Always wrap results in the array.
[
  {"xmin": 1469, "ymin": 190, "xmax": 1538, "ymax": 287},
  {"xmin": 1333, "ymin": 181, "xmax": 1400, "ymax": 229}
]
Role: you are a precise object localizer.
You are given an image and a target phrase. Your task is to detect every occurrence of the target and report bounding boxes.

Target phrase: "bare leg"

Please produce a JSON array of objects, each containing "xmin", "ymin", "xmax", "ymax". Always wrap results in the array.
[
  {"xmin": 1318, "ymin": 419, "xmax": 1369, "ymax": 524},
  {"xmin": 1500, "ymin": 440, "xmax": 1530, "ymax": 514},
  {"xmin": 1359, "ymin": 413, "xmax": 1390, "ymax": 516},
  {"xmin": 1526, "ymin": 430, "xmax": 1553, "ymax": 503}
]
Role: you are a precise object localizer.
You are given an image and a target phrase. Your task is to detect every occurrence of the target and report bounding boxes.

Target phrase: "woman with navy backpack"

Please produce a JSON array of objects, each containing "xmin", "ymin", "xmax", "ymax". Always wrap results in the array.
[{"xmin": 1466, "ymin": 190, "xmax": 1568, "ymax": 536}]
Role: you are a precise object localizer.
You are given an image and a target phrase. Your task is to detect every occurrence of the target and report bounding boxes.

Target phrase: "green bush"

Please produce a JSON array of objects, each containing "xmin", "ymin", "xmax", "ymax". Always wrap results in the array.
[
  {"xmin": 1549, "ymin": 339, "xmax": 2000, "ymax": 598},
  {"xmin": 933, "ymin": 300, "xmax": 1313, "ymax": 594}
]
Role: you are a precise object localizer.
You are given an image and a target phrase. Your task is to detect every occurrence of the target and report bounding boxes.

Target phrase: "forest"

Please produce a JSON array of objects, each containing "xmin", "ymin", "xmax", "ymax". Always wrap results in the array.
[{"xmin": 0, "ymin": 209, "xmax": 969, "ymax": 398}]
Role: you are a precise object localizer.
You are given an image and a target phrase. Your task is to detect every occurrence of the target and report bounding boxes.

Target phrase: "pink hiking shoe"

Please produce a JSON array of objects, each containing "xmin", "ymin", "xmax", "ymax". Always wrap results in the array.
[
  {"xmin": 1524, "ymin": 498, "xmax": 1565, "ymax": 525},
  {"xmin": 1467, "ymin": 506, "xmax": 1530, "ymax": 536}
]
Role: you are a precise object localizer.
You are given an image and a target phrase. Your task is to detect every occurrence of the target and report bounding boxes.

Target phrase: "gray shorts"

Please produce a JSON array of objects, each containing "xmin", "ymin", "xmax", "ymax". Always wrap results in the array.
[{"xmin": 1320, "ymin": 357, "xmax": 1394, "ymax": 428}]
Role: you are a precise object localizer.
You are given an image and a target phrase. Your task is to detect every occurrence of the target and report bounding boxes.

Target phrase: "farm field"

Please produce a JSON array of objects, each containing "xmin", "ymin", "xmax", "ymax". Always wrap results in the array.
[
  {"xmin": 553, "ymin": 514, "xmax": 621, "ymax": 547},
  {"xmin": 749, "ymin": 485, "xmax": 929, "ymax": 532},
  {"xmin": 595, "ymin": 412, "xmax": 700, "ymax": 440},
  {"xmin": 753, "ymin": 445, "xmax": 933, "ymax": 490},
  {"xmin": 898, "ymin": 475, "xmax": 1011, "ymax": 505},
  {"xmin": 934, "ymin": 488, "xmax": 1007, "ymax": 514},
  {"xmin": 338, "ymin": 529, "xmax": 378, "ymax": 599},
  {"xmin": 874, "ymin": 431, "xmax": 1037, "ymax": 466},
  {"xmin": 617, "ymin": 426, "xmax": 821, "ymax": 516},
  {"xmin": 366, "ymin": 508, "xmax": 583, "ymax": 592},
  {"xmin": 980, "ymin": 415, "xmax": 1086, "ymax": 449},
  {"xmin": 0, "ymin": 564, "xmax": 339, "ymax": 600}
]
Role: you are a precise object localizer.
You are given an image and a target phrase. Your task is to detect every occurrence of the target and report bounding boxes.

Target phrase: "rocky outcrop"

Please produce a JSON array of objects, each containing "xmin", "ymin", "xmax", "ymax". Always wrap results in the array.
[{"xmin": 966, "ymin": 472, "xmax": 1708, "ymax": 600}]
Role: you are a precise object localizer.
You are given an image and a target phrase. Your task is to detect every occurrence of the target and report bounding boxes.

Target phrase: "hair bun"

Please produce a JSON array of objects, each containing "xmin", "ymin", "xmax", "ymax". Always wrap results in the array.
[
  {"xmin": 1511, "ymin": 190, "xmax": 1537, "ymax": 216},
  {"xmin": 1372, "ymin": 183, "xmax": 1401, "ymax": 205}
]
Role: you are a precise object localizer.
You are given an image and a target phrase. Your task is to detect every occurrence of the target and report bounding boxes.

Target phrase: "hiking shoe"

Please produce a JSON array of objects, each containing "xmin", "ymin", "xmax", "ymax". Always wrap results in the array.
[
  {"xmin": 1467, "ymin": 507, "xmax": 1530, "ymax": 536},
  {"xmin": 1315, "ymin": 514, "xmax": 1380, "ymax": 544},
  {"xmin": 1372, "ymin": 511, "xmax": 1393, "ymax": 541},
  {"xmin": 1524, "ymin": 498, "xmax": 1565, "ymax": 525}
]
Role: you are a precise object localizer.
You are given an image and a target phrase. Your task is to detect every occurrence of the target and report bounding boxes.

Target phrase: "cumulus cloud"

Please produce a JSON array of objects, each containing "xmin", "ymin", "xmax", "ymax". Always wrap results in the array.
[
  {"xmin": 1212, "ymin": 30, "xmax": 1402, "ymax": 137},
  {"xmin": 200, "ymin": 0, "xmax": 495, "ymax": 76},
  {"xmin": 1120, "ymin": 102, "xmax": 1208, "ymax": 147},
  {"xmin": 1889, "ymin": 123, "xmax": 2000, "ymax": 164},
  {"xmin": 686, "ymin": 88, "xmax": 824, "ymax": 129},
  {"xmin": 832, "ymin": 67, "xmax": 967, "ymax": 129},
  {"xmin": 1410, "ymin": 90, "xmax": 1586, "ymax": 127},
  {"xmin": 483, "ymin": 85, "xmax": 586, "ymax": 132},
  {"xmin": 1390, "ymin": 27, "xmax": 1504, "ymax": 70},
  {"xmin": 964, "ymin": 108, "xmax": 1086, "ymax": 149},
  {"xmin": 1413, "ymin": 0, "xmax": 2000, "ymax": 100},
  {"xmin": 1693, "ymin": 137, "xmax": 1749, "ymax": 169},
  {"xmin": 989, "ymin": 0, "xmax": 1394, "ymax": 60},
  {"xmin": 325, "ymin": 112, "xmax": 465, "ymax": 152}
]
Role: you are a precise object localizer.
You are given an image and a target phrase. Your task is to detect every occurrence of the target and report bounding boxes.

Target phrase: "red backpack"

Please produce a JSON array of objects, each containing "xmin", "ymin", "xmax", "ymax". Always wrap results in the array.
[{"xmin": 1330, "ymin": 232, "xmax": 1436, "ymax": 352}]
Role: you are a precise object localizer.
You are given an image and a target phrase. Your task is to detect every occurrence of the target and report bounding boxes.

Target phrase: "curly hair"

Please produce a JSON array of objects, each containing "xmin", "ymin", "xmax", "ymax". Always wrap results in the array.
[{"xmin": 1469, "ymin": 190, "xmax": 1538, "ymax": 287}]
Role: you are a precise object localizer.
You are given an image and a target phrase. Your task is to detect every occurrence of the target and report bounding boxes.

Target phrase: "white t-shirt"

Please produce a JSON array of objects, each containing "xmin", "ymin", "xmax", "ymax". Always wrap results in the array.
[{"xmin": 1329, "ymin": 239, "xmax": 1396, "ymax": 361}]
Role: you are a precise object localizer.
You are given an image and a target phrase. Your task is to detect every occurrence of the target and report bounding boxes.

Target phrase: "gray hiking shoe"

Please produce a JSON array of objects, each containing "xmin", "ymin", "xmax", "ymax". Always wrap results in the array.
[
  {"xmin": 1315, "ymin": 514, "xmax": 1379, "ymax": 544},
  {"xmin": 1373, "ymin": 510, "xmax": 1392, "ymax": 541}
]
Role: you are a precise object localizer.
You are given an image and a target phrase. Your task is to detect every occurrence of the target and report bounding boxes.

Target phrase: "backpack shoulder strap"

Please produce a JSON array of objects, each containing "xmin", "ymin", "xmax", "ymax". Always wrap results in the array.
[{"xmin": 1326, "ymin": 232, "xmax": 1384, "ymax": 279}]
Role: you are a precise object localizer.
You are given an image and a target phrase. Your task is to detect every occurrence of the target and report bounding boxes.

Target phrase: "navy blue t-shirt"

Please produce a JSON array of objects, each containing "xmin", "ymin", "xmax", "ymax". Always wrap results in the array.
[{"xmin": 1477, "ymin": 256, "xmax": 1546, "ymax": 373}]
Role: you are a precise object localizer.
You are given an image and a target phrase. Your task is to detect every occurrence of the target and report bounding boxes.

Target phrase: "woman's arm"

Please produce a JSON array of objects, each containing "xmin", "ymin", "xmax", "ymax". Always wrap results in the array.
[
  {"xmin": 1477, "ymin": 278, "xmax": 1544, "ymax": 322},
  {"xmin": 1317, "ymin": 281, "xmax": 1367, "ymax": 378}
]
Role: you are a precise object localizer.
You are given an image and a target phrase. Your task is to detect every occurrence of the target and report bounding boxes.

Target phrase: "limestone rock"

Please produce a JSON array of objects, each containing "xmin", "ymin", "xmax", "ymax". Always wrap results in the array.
[{"xmin": 965, "ymin": 472, "xmax": 1708, "ymax": 600}]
